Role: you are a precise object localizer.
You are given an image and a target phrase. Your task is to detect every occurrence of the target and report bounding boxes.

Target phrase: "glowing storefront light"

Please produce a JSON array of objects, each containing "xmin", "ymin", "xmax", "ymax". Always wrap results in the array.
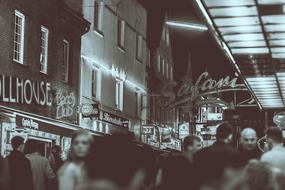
[
  {"xmin": 203, "ymin": 0, "xmax": 255, "ymax": 7},
  {"xmin": 223, "ymin": 33, "xmax": 264, "ymax": 42},
  {"xmin": 166, "ymin": 21, "xmax": 208, "ymax": 31},
  {"xmin": 262, "ymin": 15, "xmax": 285, "ymax": 24},
  {"xmin": 219, "ymin": 25, "xmax": 262, "ymax": 35},
  {"xmin": 209, "ymin": 6, "xmax": 258, "ymax": 17},
  {"xmin": 258, "ymin": 0, "xmax": 285, "ymax": 5},
  {"xmin": 265, "ymin": 24, "xmax": 285, "ymax": 32},
  {"xmin": 231, "ymin": 47, "xmax": 269, "ymax": 54},
  {"xmin": 228, "ymin": 41, "xmax": 266, "ymax": 48},
  {"xmin": 214, "ymin": 17, "xmax": 259, "ymax": 27}
]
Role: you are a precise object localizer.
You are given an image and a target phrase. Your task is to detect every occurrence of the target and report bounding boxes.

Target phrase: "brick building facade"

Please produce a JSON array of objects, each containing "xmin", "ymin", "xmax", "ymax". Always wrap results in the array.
[{"xmin": 0, "ymin": 0, "xmax": 89, "ymax": 157}]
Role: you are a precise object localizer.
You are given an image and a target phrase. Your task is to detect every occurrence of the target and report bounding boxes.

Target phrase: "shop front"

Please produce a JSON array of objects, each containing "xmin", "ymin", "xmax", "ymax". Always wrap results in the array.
[
  {"xmin": 81, "ymin": 102, "xmax": 130, "ymax": 135},
  {"xmin": 0, "ymin": 75, "xmax": 84, "ymax": 158}
]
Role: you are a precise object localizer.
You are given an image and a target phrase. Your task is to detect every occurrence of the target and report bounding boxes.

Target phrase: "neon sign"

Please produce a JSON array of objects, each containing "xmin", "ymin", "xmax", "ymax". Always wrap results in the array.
[{"xmin": 161, "ymin": 72, "xmax": 245, "ymax": 108}]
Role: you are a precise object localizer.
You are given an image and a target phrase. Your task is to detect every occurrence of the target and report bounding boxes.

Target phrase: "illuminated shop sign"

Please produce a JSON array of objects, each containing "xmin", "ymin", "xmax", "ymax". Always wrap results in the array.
[
  {"xmin": 0, "ymin": 75, "xmax": 52, "ymax": 106},
  {"xmin": 161, "ymin": 72, "xmax": 245, "ymax": 108},
  {"xmin": 16, "ymin": 115, "xmax": 40, "ymax": 130},
  {"xmin": 141, "ymin": 126, "xmax": 155, "ymax": 135},
  {"xmin": 100, "ymin": 111, "xmax": 129, "ymax": 128},
  {"xmin": 55, "ymin": 91, "xmax": 76, "ymax": 119}
]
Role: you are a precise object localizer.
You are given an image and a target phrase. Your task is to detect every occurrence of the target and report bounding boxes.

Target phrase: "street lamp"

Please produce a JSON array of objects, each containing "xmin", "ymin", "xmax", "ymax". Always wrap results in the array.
[{"xmin": 166, "ymin": 21, "xmax": 208, "ymax": 31}]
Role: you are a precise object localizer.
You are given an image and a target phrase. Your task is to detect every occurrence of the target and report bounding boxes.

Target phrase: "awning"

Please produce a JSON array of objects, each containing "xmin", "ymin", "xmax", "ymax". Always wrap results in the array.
[{"xmin": 196, "ymin": 0, "xmax": 285, "ymax": 110}]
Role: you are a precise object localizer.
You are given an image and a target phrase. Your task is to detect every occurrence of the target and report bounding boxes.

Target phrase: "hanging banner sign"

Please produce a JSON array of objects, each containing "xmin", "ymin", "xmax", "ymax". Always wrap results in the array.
[
  {"xmin": 100, "ymin": 110, "xmax": 129, "ymax": 128},
  {"xmin": 0, "ymin": 75, "xmax": 52, "ymax": 106}
]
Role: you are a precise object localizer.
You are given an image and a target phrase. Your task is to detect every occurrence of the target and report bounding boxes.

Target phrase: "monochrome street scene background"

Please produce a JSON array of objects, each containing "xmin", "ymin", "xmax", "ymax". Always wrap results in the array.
[{"xmin": 1, "ymin": 0, "xmax": 285, "ymax": 190}]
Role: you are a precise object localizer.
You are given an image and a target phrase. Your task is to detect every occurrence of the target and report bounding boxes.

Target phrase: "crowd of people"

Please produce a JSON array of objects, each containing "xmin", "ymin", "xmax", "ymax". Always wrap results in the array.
[{"xmin": 0, "ymin": 123, "xmax": 285, "ymax": 190}]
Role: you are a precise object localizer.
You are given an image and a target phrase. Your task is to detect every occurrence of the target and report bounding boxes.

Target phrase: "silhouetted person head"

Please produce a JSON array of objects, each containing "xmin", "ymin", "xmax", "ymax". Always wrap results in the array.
[
  {"xmin": 85, "ymin": 132, "xmax": 150, "ymax": 190},
  {"xmin": 70, "ymin": 130, "xmax": 93, "ymax": 161},
  {"xmin": 265, "ymin": 127, "xmax": 283, "ymax": 149},
  {"xmin": 11, "ymin": 136, "xmax": 25, "ymax": 152},
  {"xmin": 240, "ymin": 128, "xmax": 258, "ymax": 151},
  {"xmin": 216, "ymin": 122, "xmax": 234, "ymax": 144},
  {"xmin": 51, "ymin": 145, "xmax": 61, "ymax": 157},
  {"xmin": 183, "ymin": 135, "xmax": 202, "ymax": 161}
]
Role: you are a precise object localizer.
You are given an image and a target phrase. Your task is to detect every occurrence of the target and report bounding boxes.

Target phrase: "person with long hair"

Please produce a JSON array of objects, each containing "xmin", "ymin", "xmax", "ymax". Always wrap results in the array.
[{"xmin": 58, "ymin": 130, "xmax": 94, "ymax": 190}]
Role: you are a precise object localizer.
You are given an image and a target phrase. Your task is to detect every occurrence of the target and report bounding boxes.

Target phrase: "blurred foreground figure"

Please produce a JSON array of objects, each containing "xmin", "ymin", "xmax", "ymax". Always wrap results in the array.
[
  {"xmin": 194, "ymin": 122, "xmax": 240, "ymax": 188},
  {"xmin": 261, "ymin": 127, "xmax": 285, "ymax": 172},
  {"xmin": 25, "ymin": 139, "xmax": 56, "ymax": 190},
  {"xmin": 239, "ymin": 128, "xmax": 261, "ymax": 165},
  {"xmin": 7, "ymin": 136, "xmax": 34, "ymax": 190},
  {"xmin": 58, "ymin": 130, "xmax": 94, "ymax": 190},
  {"xmin": 83, "ymin": 133, "xmax": 156, "ymax": 190}
]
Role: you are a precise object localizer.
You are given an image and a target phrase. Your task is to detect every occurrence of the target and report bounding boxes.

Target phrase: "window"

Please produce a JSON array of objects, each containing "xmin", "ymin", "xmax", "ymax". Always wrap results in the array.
[
  {"xmin": 115, "ymin": 79, "xmax": 123, "ymax": 110},
  {"xmin": 161, "ymin": 59, "xmax": 165, "ymax": 76},
  {"xmin": 62, "ymin": 40, "xmax": 70, "ymax": 82},
  {"xmin": 40, "ymin": 26, "xmax": 49, "ymax": 73},
  {"xmin": 170, "ymin": 66, "xmax": 173, "ymax": 80},
  {"xmin": 136, "ymin": 34, "xmax": 143, "ymax": 62},
  {"xmin": 135, "ymin": 92, "xmax": 141, "ymax": 118},
  {"xmin": 117, "ymin": 19, "xmax": 125, "ymax": 49},
  {"xmin": 13, "ymin": 10, "xmax": 25, "ymax": 64},
  {"xmin": 94, "ymin": 0, "xmax": 103, "ymax": 32},
  {"xmin": 166, "ymin": 63, "xmax": 169, "ymax": 79},
  {"xmin": 166, "ymin": 29, "xmax": 170, "ymax": 46},
  {"xmin": 92, "ymin": 68, "xmax": 98, "ymax": 99},
  {"xmin": 157, "ymin": 53, "xmax": 161, "ymax": 72}
]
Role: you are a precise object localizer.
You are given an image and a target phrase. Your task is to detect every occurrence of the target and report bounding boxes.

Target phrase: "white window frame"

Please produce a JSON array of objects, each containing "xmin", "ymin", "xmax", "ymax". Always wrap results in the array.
[
  {"xmin": 40, "ymin": 26, "xmax": 49, "ymax": 74},
  {"xmin": 91, "ymin": 66, "xmax": 101, "ymax": 100},
  {"xmin": 115, "ymin": 79, "xmax": 124, "ymax": 111},
  {"xmin": 117, "ymin": 19, "xmax": 125, "ymax": 49},
  {"xmin": 62, "ymin": 40, "xmax": 70, "ymax": 83},
  {"xmin": 136, "ymin": 34, "xmax": 143, "ymax": 62},
  {"xmin": 93, "ymin": 0, "xmax": 104, "ymax": 33},
  {"xmin": 13, "ymin": 10, "xmax": 25, "ymax": 64}
]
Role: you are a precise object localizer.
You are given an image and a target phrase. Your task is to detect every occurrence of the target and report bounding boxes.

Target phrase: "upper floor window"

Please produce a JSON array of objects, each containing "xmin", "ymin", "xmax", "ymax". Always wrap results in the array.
[
  {"xmin": 94, "ymin": 0, "xmax": 103, "ymax": 33},
  {"xmin": 135, "ymin": 91, "xmax": 141, "ymax": 118},
  {"xmin": 62, "ymin": 40, "xmax": 70, "ymax": 82},
  {"xmin": 166, "ymin": 63, "xmax": 169, "ymax": 79},
  {"xmin": 136, "ymin": 34, "xmax": 143, "ymax": 62},
  {"xmin": 170, "ymin": 66, "xmax": 173, "ymax": 80},
  {"xmin": 40, "ymin": 26, "xmax": 49, "ymax": 73},
  {"xmin": 157, "ymin": 53, "xmax": 161, "ymax": 72},
  {"xmin": 92, "ymin": 67, "xmax": 100, "ymax": 100},
  {"xmin": 166, "ymin": 29, "xmax": 170, "ymax": 46},
  {"xmin": 161, "ymin": 59, "xmax": 165, "ymax": 76},
  {"xmin": 117, "ymin": 19, "xmax": 125, "ymax": 49},
  {"xmin": 13, "ymin": 10, "xmax": 25, "ymax": 64},
  {"xmin": 115, "ymin": 79, "xmax": 124, "ymax": 111}
]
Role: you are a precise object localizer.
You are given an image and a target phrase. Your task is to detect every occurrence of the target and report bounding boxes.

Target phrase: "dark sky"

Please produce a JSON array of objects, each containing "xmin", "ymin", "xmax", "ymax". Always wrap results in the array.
[{"xmin": 140, "ymin": 0, "xmax": 236, "ymax": 81}]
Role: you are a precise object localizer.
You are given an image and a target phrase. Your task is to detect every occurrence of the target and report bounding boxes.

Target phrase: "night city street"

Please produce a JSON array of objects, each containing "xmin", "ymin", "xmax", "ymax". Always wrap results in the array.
[{"xmin": 1, "ymin": 0, "xmax": 285, "ymax": 190}]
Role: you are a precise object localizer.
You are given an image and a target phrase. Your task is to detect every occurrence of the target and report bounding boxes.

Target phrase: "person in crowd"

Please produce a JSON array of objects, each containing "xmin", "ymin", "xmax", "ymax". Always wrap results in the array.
[
  {"xmin": 193, "ymin": 122, "xmax": 241, "ymax": 188},
  {"xmin": 243, "ymin": 160, "xmax": 276, "ymax": 190},
  {"xmin": 58, "ymin": 130, "xmax": 94, "ymax": 190},
  {"xmin": 25, "ymin": 139, "xmax": 56, "ymax": 190},
  {"xmin": 183, "ymin": 135, "xmax": 203, "ymax": 162},
  {"xmin": 261, "ymin": 127, "xmax": 285, "ymax": 172},
  {"xmin": 239, "ymin": 128, "xmax": 261, "ymax": 165},
  {"xmin": 0, "ymin": 155, "xmax": 11, "ymax": 190},
  {"xmin": 82, "ymin": 132, "xmax": 155, "ymax": 190},
  {"xmin": 49, "ymin": 145, "xmax": 63, "ymax": 173},
  {"xmin": 7, "ymin": 136, "xmax": 34, "ymax": 190}
]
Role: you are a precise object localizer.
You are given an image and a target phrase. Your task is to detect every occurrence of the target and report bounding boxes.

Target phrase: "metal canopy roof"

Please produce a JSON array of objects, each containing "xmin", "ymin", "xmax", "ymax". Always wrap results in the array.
[{"xmin": 198, "ymin": 0, "xmax": 285, "ymax": 110}]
